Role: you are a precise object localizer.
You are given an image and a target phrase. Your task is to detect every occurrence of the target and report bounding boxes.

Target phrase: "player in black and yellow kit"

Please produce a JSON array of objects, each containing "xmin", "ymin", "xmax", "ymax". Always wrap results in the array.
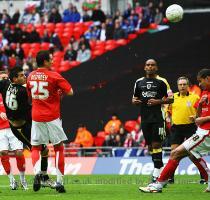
[
  {"xmin": 168, "ymin": 76, "xmax": 206, "ymax": 183},
  {"xmin": 132, "ymin": 59, "xmax": 173, "ymax": 182},
  {"xmin": 0, "ymin": 68, "xmax": 56, "ymax": 190}
]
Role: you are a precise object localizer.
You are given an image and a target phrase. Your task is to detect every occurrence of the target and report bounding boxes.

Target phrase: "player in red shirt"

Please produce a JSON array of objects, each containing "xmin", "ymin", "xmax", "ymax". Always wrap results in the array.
[
  {"xmin": 139, "ymin": 68, "xmax": 210, "ymax": 193},
  {"xmin": 27, "ymin": 50, "xmax": 73, "ymax": 193},
  {"xmin": 0, "ymin": 72, "xmax": 27, "ymax": 190}
]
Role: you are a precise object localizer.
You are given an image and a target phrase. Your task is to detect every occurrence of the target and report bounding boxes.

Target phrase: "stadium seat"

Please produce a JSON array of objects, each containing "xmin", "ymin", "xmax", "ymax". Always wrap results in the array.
[
  {"xmin": 93, "ymin": 49, "xmax": 104, "ymax": 57},
  {"xmin": 149, "ymin": 23, "xmax": 158, "ymax": 29},
  {"xmin": 89, "ymin": 40, "xmax": 96, "ymax": 50},
  {"xmin": 46, "ymin": 23, "xmax": 55, "ymax": 33},
  {"xmin": 40, "ymin": 42, "xmax": 50, "ymax": 50},
  {"xmin": 97, "ymin": 131, "xmax": 106, "ymax": 137},
  {"xmin": 65, "ymin": 22, "xmax": 74, "ymax": 29},
  {"xmin": 69, "ymin": 61, "xmax": 81, "ymax": 67},
  {"xmin": 30, "ymin": 43, "xmax": 41, "ymax": 50},
  {"xmin": 124, "ymin": 120, "xmax": 138, "ymax": 132},
  {"xmin": 137, "ymin": 28, "xmax": 148, "ymax": 35},
  {"xmin": 105, "ymin": 44, "xmax": 117, "ymax": 51},
  {"xmin": 116, "ymin": 39, "xmax": 128, "ymax": 46},
  {"xmin": 94, "ymin": 136, "xmax": 105, "ymax": 147},
  {"xmin": 58, "ymin": 60, "xmax": 71, "ymax": 72},
  {"xmin": 55, "ymin": 22, "xmax": 65, "ymax": 29},
  {"xmin": 128, "ymin": 33, "xmax": 138, "ymax": 40},
  {"xmin": 53, "ymin": 51, "xmax": 64, "ymax": 58}
]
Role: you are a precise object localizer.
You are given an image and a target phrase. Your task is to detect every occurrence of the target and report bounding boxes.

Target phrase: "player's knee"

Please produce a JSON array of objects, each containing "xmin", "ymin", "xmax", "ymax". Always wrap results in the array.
[
  {"xmin": 15, "ymin": 150, "xmax": 24, "ymax": 156},
  {"xmin": 170, "ymin": 149, "xmax": 181, "ymax": 160},
  {"xmin": 0, "ymin": 150, "xmax": 8, "ymax": 156}
]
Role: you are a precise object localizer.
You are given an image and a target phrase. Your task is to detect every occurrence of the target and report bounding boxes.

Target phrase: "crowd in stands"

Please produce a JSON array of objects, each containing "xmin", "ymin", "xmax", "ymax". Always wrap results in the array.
[{"xmin": 0, "ymin": 0, "xmax": 166, "ymax": 72}]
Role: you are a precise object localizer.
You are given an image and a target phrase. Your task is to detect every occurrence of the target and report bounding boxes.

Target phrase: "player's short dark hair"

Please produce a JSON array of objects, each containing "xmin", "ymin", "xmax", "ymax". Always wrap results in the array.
[
  {"xmin": 9, "ymin": 67, "xmax": 23, "ymax": 82},
  {"xmin": 36, "ymin": 50, "xmax": 50, "ymax": 67},
  {"xmin": 197, "ymin": 69, "xmax": 210, "ymax": 78}
]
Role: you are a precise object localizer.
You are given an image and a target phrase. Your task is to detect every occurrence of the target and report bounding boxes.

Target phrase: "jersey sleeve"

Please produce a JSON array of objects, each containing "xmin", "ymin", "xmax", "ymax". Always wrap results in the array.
[
  {"xmin": 56, "ymin": 73, "xmax": 72, "ymax": 94},
  {"xmin": 160, "ymin": 80, "xmax": 168, "ymax": 98},
  {"xmin": 133, "ymin": 80, "xmax": 141, "ymax": 98}
]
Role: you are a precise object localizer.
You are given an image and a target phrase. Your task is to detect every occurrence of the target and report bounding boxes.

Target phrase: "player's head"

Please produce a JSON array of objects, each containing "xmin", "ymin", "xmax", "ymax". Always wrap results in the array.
[
  {"xmin": 36, "ymin": 50, "xmax": 51, "ymax": 68},
  {"xmin": 9, "ymin": 67, "xmax": 26, "ymax": 85},
  {"xmin": 177, "ymin": 76, "xmax": 189, "ymax": 95},
  {"xmin": 197, "ymin": 69, "xmax": 210, "ymax": 90},
  {"xmin": 144, "ymin": 59, "xmax": 158, "ymax": 76},
  {"xmin": 0, "ymin": 71, "xmax": 8, "ymax": 80}
]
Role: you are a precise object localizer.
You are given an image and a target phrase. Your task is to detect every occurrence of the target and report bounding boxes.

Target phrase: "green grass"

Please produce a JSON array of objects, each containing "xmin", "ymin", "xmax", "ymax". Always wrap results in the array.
[{"xmin": 0, "ymin": 175, "xmax": 209, "ymax": 200}]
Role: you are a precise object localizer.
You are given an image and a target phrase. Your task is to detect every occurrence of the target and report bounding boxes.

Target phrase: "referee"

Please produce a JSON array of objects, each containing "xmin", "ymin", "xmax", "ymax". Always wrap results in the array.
[{"xmin": 168, "ymin": 76, "xmax": 205, "ymax": 184}]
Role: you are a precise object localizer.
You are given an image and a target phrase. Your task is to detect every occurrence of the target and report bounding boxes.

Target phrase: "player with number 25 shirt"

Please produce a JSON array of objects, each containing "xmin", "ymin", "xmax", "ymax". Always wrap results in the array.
[{"xmin": 27, "ymin": 50, "xmax": 73, "ymax": 193}]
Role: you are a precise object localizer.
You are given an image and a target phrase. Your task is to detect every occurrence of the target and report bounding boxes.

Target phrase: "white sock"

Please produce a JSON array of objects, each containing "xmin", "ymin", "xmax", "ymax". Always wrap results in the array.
[
  {"xmin": 153, "ymin": 168, "xmax": 162, "ymax": 178},
  {"xmin": 57, "ymin": 175, "xmax": 63, "ymax": 185},
  {"xmin": 8, "ymin": 173, "xmax": 15, "ymax": 183},
  {"xmin": 19, "ymin": 171, "xmax": 26, "ymax": 183}
]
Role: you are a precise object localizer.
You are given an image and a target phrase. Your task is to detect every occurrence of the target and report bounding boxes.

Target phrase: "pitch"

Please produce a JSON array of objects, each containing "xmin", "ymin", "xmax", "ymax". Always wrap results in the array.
[{"xmin": 0, "ymin": 175, "xmax": 208, "ymax": 200}]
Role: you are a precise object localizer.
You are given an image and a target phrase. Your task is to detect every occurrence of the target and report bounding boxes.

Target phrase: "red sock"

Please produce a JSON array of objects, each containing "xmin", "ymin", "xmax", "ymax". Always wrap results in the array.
[
  {"xmin": 16, "ymin": 155, "xmax": 25, "ymax": 172},
  {"xmin": 158, "ymin": 159, "xmax": 179, "ymax": 182},
  {"xmin": 1, "ymin": 155, "xmax": 11, "ymax": 175},
  {"xmin": 193, "ymin": 158, "xmax": 209, "ymax": 181},
  {"xmin": 31, "ymin": 146, "xmax": 42, "ymax": 168},
  {"xmin": 54, "ymin": 145, "xmax": 64, "ymax": 175}
]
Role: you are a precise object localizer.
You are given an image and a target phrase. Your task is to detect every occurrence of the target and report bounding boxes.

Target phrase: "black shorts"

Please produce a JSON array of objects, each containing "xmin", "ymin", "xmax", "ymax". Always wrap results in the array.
[
  {"xmin": 170, "ymin": 123, "xmax": 197, "ymax": 145},
  {"xmin": 141, "ymin": 122, "xmax": 164, "ymax": 145},
  {"xmin": 9, "ymin": 120, "xmax": 32, "ymax": 149}
]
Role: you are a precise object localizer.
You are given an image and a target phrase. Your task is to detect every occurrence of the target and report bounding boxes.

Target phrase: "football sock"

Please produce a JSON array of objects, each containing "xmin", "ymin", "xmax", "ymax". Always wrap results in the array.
[
  {"xmin": 193, "ymin": 158, "xmax": 209, "ymax": 182},
  {"xmin": 31, "ymin": 146, "xmax": 42, "ymax": 174},
  {"xmin": 54, "ymin": 145, "xmax": 64, "ymax": 184},
  {"xmin": 152, "ymin": 150, "xmax": 163, "ymax": 178},
  {"xmin": 1, "ymin": 155, "xmax": 11, "ymax": 175},
  {"xmin": 16, "ymin": 155, "xmax": 25, "ymax": 172},
  {"xmin": 158, "ymin": 159, "xmax": 179, "ymax": 182}
]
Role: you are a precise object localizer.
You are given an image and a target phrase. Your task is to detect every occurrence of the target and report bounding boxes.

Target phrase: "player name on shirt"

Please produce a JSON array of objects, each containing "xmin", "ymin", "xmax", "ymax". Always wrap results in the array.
[{"xmin": 30, "ymin": 73, "xmax": 48, "ymax": 81}]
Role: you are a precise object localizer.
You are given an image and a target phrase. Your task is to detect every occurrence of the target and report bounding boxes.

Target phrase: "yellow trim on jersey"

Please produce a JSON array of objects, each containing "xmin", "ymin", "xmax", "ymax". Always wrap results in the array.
[
  {"xmin": 171, "ymin": 92, "xmax": 200, "ymax": 125},
  {"xmin": 152, "ymin": 148, "xmax": 162, "ymax": 153}
]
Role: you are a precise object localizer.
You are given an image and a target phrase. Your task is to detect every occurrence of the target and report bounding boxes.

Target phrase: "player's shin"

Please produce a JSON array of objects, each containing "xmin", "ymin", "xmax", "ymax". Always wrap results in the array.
[
  {"xmin": 158, "ymin": 159, "xmax": 179, "ymax": 183},
  {"xmin": 32, "ymin": 146, "xmax": 42, "ymax": 174},
  {"xmin": 16, "ymin": 153, "xmax": 26, "ymax": 183},
  {"xmin": 54, "ymin": 145, "xmax": 64, "ymax": 185},
  {"xmin": 152, "ymin": 148, "xmax": 163, "ymax": 181}
]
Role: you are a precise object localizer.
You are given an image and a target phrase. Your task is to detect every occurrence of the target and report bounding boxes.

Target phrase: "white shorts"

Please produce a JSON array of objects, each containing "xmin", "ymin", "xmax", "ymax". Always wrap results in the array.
[
  {"xmin": 0, "ymin": 128, "xmax": 23, "ymax": 151},
  {"xmin": 183, "ymin": 127, "xmax": 210, "ymax": 159},
  {"xmin": 31, "ymin": 118, "xmax": 68, "ymax": 145}
]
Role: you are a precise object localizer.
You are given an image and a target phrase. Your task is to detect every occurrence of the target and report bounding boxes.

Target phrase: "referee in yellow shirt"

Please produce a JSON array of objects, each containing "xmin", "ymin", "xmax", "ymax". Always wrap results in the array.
[{"xmin": 168, "ymin": 76, "xmax": 205, "ymax": 184}]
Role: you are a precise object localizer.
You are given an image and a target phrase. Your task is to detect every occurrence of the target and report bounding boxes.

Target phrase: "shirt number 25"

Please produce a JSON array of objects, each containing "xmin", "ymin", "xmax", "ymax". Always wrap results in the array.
[{"xmin": 30, "ymin": 81, "xmax": 49, "ymax": 100}]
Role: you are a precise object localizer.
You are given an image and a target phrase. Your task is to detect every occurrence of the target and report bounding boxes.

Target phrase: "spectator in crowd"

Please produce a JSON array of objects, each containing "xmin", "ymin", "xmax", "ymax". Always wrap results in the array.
[
  {"xmin": 40, "ymin": 30, "xmax": 51, "ymax": 43},
  {"xmin": 123, "ymin": 133, "xmax": 135, "ymax": 147},
  {"xmin": 29, "ymin": 9, "xmax": 40, "ymax": 24},
  {"xmin": 76, "ymin": 44, "xmax": 91, "ymax": 63},
  {"xmin": 15, "ymin": 43, "xmax": 24, "ymax": 61},
  {"xmin": 71, "ymin": 6, "xmax": 81, "ymax": 22},
  {"xmin": 113, "ymin": 20, "xmax": 127, "ymax": 40},
  {"xmin": 104, "ymin": 113, "xmax": 122, "ymax": 135},
  {"xmin": 64, "ymin": 44, "xmax": 77, "ymax": 61},
  {"xmin": 130, "ymin": 123, "xmax": 145, "ymax": 147},
  {"xmin": 0, "ymin": 33, "xmax": 8, "ymax": 49},
  {"xmin": 74, "ymin": 124, "xmax": 94, "ymax": 147},
  {"xmin": 69, "ymin": 36, "xmax": 79, "ymax": 51},
  {"xmin": 135, "ymin": 2, "xmax": 143, "ymax": 15},
  {"xmin": 154, "ymin": 8, "xmax": 163, "ymax": 25},
  {"xmin": 20, "ymin": 26, "xmax": 30, "ymax": 43},
  {"xmin": 48, "ymin": 7, "xmax": 62, "ymax": 23},
  {"xmin": 84, "ymin": 24, "xmax": 100, "ymax": 41},
  {"xmin": 82, "ymin": 10, "xmax": 91, "ymax": 22},
  {"xmin": 28, "ymin": 27, "xmax": 40, "ymax": 43},
  {"xmin": 14, "ymin": 24, "xmax": 23, "ymax": 44},
  {"xmin": 11, "ymin": 9, "xmax": 21, "ymax": 24},
  {"xmin": 99, "ymin": 22, "xmax": 107, "ymax": 41},
  {"xmin": 104, "ymin": 126, "xmax": 120, "ymax": 147},
  {"xmin": 50, "ymin": 32, "xmax": 63, "ymax": 50},
  {"xmin": 62, "ymin": 3, "xmax": 73, "ymax": 23},
  {"xmin": 91, "ymin": 5, "xmax": 106, "ymax": 23},
  {"xmin": 78, "ymin": 35, "xmax": 90, "ymax": 49},
  {"xmin": 113, "ymin": 9, "xmax": 121, "ymax": 22},
  {"xmin": 105, "ymin": 17, "xmax": 114, "ymax": 40},
  {"xmin": 123, "ymin": 3, "xmax": 132, "ymax": 19}
]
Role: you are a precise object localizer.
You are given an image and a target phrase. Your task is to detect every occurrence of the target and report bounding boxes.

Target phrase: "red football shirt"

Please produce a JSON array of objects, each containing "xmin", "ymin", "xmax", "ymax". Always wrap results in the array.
[
  {"xmin": 0, "ymin": 95, "xmax": 10, "ymax": 129},
  {"xmin": 27, "ymin": 68, "xmax": 72, "ymax": 122},
  {"xmin": 195, "ymin": 91, "xmax": 210, "ymax": 130}
]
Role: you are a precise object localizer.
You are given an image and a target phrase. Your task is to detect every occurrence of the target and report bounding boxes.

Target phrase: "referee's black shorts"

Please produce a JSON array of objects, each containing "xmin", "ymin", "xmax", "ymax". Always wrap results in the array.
[{"xmin": 170, "ymin": 123, "xmax": 197, "ymax": 145}]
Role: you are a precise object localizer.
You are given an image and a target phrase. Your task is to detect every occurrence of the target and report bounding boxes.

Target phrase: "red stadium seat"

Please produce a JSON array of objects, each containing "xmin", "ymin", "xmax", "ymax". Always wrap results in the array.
[
  {"xmin": 65, "ymin": 22, "xmax": 74, "ymax": 29},
  {"xmin": 93, "ymin": 49, "xmax": 104, "ymax": 57},
  {"xmin": 69, "ymin": 61, "xmax": 80, "ymax": 67},
  {"xmin": 58, "ymin": 60, "xmax": 72, "ymax": 72},
  {"xmin": 124, "ymin": 120, "xmax": 138, "ymax": 132},
  {"xmin": 94, "ymin": 136, "xmax": 105, "ymax": 146},
  {"xmin": 128, "ymin": 33, "xmax": 138, "ymax": 40},
  {"xmin": 97, "ymin": 131, "xmax": 106, "ymax": 137},
  {"xmin": 149, "ymin": 23, "xmax": 158, "ymax": 29},
  {"xmin": 40, "ymin": 42, "xmax": 50, "ymax": 50},
  {"xmin": 55, "ymin": 22, "xmax": 65, "ymax": 29},
  {"xmin": 105, "ymin": 40, "xmax": 116, "ymax": 46},
  {"xmin": 116, "ymin": 39, "xmax": 128, "ymax": 46},
  {"xmin": 89, "ymin": 40, "xmax": 96, "ymax": 50},
  {"xmin": 21, "ymin": 43, "xmax": 31, "ymax": 50},
  {"xmin": 105, "ymin": 44, "xmax": 117, "ymax": 51},
  {"xmin": 46, "ymin": 23, "xmax": 55, "ymax": 33},
  {"xmin": 137, "ymin": 28, "xmax": 148, "ymax": 35},
  {"xmin": 30, "ymin": 43, "xmax": 41, "ymax": 50},
  {"xmin": 53, "ymin": 51, "xmax": 64, "ymax": 58}
]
